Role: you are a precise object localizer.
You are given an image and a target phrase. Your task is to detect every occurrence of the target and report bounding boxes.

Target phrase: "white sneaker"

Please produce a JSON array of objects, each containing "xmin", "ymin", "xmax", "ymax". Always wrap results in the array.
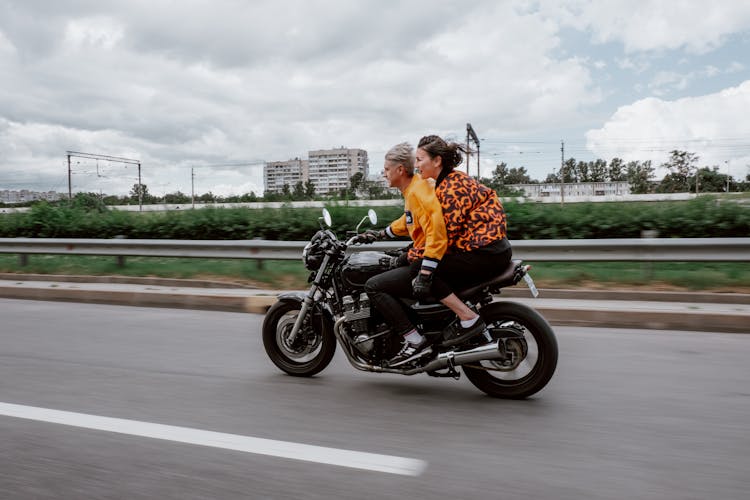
[{"xmin": 388, "ymin": 338, "xmax": 432, "ymax": 367}]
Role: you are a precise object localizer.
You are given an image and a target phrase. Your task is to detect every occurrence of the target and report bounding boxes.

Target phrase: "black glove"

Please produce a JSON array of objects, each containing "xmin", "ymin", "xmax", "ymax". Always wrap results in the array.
[
  {"xmin": 412, "ymin": 272, "xmax": 433, "ymax": 299},
  {"xmin": 355, "ymin": 229, "xmax": 381, "ymax": 244},
  {"xmin": 388, "ymin": 252, "xmax": 409, "ymax": 269}
]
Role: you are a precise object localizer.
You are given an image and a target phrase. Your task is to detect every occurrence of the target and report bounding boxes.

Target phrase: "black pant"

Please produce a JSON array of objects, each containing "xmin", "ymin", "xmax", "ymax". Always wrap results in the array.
[
  {"xmin": 432, "ymin": 244, "xmax": 513, "ymax": 299},
  {"xmin": 364, "ymin": 241, "xmax": 512, "ymax": 336},
  {"xmin": 364, "ymin": 260, "xmax": 421, "ymax": 337}
]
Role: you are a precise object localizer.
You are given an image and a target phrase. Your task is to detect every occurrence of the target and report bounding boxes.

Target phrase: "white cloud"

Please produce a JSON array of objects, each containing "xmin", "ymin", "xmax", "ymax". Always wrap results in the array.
[
  {"xmin": 1, "ymin": 1, "xmax": 749, "ymax": 195},
  {"xmin": 541, "ymin": 0, "xmax": 750, "ymax": 54},
  {"xmin": 647, "ymin": 64, "xmax": 740, "ymax": 95},
  {"xmin": 703, "ymin": 65, "xmax": 720, "ymax": 78},
  {"xmin": 649, "ymin": 71, "xmax": 690, "ymax": 95},
  {"xmin": 586, "ymin": 80, "xmax": 750, "ymax": 172},
  {"xmin": 616, "ymin": 56, "xmax": 651, "ymax": 73},
  {"xmin": 728, "ymin": 61, "xmax": 745, "ymax": 73},
  {"xmin": 0, "ymin": 29, "xmax": 15, "ymax": 53},
  {"xmin": 64, "ymin": 16, "xmax": 124, "ymax": 50},
  {"xmin": 0, "ymin": 1, "xmax": 604, "ymax": 195}
]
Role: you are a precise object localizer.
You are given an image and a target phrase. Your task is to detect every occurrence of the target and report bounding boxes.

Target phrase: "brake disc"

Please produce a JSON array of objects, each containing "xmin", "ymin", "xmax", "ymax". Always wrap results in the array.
[{"xmin": 277, "ymin": 314, "xmax": 321, "ymax": 359}]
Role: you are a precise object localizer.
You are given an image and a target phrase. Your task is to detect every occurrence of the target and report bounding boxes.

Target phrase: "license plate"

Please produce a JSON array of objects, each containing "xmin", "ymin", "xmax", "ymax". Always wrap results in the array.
[{"xmin": 523, "ymin": 273, "xmax": 539, "ymax": 298}]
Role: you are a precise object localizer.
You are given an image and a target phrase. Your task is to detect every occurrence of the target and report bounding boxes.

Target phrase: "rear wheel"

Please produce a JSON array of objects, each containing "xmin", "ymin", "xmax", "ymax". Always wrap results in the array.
[
  {"xmin": 463, "ymin": 302, "xmax": 557, "ymax": 399},
  {"xmin": 262, "ymin": 300, "xmax": 336, "ymax": 377}
]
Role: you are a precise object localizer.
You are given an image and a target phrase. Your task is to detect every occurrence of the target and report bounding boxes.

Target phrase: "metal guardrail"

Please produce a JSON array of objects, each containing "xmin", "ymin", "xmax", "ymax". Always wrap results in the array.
[{"xmin": 1, "ymin": 237, "xmax": 749, "ymax": 264}]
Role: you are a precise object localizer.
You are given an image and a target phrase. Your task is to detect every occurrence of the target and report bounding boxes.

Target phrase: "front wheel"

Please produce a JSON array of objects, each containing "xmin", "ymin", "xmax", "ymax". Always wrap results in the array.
[
  {"xmin": 262, "ymin": 300, "xmax": 336, "ymax": 377},
  {"xmin": 463, "ymin": 301, "xmax": 558, "ymax": 399}
]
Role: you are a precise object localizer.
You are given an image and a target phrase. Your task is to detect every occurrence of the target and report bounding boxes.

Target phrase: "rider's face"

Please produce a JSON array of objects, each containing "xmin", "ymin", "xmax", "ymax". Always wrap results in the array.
[
  {"xmin": 382, "ymin": 161, "xmax": 402, "ymax": 187},
  {"xmin": 415, "ymin": 148, "xmax": 441, "ymax": 179}
]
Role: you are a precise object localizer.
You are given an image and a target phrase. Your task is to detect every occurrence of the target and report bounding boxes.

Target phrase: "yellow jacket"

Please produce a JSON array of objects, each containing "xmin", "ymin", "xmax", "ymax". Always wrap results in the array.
[{"xmin": 385, "ymin": 174, "xmax": 447, "ymax": 271}]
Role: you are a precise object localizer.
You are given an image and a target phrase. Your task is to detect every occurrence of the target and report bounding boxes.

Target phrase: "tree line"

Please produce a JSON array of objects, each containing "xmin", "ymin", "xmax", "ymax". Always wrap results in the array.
[
  {"xmin": 486, "ymin": 150, "xmax": 749, "ymax": 195},
  {"xmin": 118, "ymin": 171, "xmax": 399, "ymax": 205},
  {"xmin": 115, "ymin": 151, "xmax": 750, "ymax": 205},
  {"xmin": 3, "ymin": 150, "xmax": 748, "ymax": 209}
]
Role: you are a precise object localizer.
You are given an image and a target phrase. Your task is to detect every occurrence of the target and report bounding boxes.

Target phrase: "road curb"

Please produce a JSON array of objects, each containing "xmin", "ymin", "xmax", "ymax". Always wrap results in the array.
[
  {"xmin": 0, "ymin": 273, "xmax": 254, "ymax": 289},
  {"xmin": 500, "ymin": 287, "xmax": 750, "ymax": 304},
  {"xmin": 535, "ymin": 306, "xmax": 749, "ymax": 334},
  {"xmin": 1, "ymin": 283, "xmax": 748, "ymax": 333},
  {"xmin": 2, "ymin": 273, "xmax": 748, "ymax": 303},
  {"xmin": 0, "ymin": 285, "xmax": 278, "ymax": 314},
  {"xmin": 244, "ymin": 295, "xmax": 277, "ymax": 314}
]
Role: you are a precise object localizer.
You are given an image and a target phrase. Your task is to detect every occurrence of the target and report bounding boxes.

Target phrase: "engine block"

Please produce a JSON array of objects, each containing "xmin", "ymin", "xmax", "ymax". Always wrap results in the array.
[{"xmin": 342, "ymin": 293, "xmax": 371, "ymax": 334}]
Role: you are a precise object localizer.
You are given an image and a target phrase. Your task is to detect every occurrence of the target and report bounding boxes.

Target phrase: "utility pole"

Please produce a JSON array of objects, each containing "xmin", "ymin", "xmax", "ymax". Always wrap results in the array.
[
  {"xmin": 560, "ymin": 140, "xmax": 565, "ymax": 206},
  {"xmin": 466, "ymin": 123, "xmax": 480, "ymax": 178},
  {"xmin": 67, "ymin": 153, "xmax": 72, "ymax": 200},
  {"xmin": 137, "ymin": 162, "xmax": 142, "ymax": 211},
  {"xmin": 476, "ymin": 140, "xmax": 481, "ymax": 179},
  {"xmin": 191, "ymin": 167, "xmax": 195, "ymax": 208},
  {"xmin": 695, "ymin": 168, "xmax": 700, "ymax": 194},
  {"xmin": 726, "ymin": 160, "xmax": 730, "ymax": 192},
  {"xmin": 465, "ymin": 127, "xmax": 471, "ymax": 173}
]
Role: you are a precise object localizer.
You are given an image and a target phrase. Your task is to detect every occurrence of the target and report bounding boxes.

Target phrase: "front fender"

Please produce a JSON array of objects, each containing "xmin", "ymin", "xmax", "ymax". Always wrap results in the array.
[{"xmin": 276, "ymin": 291, "xmax": 308, "ymax": 304}]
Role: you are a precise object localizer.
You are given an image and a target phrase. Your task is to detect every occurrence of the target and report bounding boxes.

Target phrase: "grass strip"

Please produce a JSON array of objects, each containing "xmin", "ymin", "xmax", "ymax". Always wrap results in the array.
[{"xmin": 1, "ymin": 254, "xmax": 749, "ymax": 292}]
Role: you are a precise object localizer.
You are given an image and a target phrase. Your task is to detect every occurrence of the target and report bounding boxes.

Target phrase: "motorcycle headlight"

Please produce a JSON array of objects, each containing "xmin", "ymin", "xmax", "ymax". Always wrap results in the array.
[{"xmin": 302, "ymin": 241, "xmax": 324, "ymax": 271}]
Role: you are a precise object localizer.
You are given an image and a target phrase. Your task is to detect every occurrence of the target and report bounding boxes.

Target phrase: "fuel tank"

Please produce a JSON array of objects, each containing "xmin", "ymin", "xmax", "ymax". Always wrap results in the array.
[{"xmin": 341, "ymin": 251, "xmax": 392, "ymax": 289}]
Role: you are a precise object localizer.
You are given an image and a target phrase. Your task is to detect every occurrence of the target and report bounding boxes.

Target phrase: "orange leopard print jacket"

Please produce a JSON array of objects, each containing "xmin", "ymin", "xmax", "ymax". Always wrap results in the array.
[{"xmin": 435, "ymin": 170, "xmax": 507, "ymax": 252}]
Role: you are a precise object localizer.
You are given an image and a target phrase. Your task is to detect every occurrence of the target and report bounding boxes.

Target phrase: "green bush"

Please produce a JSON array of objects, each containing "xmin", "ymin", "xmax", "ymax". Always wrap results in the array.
[
  {"xmin": 504, "ymin": 197, "xmax": 750, "ymax": 239},
  {"xmin": 0, "ymin": 198, "xmax": 747, "ymax": 240}
]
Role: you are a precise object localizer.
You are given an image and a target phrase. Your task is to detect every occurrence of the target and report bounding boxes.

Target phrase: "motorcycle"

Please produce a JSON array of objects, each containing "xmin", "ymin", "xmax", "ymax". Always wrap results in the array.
[{"xmin": 262, "ymin": 209, "xmax": 558, "ymax": 399}]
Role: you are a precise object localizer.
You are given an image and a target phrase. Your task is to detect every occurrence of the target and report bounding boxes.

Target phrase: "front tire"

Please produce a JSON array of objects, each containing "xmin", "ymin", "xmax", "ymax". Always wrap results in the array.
[
  {"xmin": 262, "ymin": 300, "xmax": 336, "ymax": 377},
  {"xmin": 463, "ymin": 301, "xmax": 558, "ymax": 399}
]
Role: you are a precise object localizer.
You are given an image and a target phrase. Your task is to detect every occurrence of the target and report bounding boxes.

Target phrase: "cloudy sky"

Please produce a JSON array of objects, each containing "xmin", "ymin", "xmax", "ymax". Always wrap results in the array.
[{"xmin": 1, "ymin": 0, "xmax": 749, "ymax": 196}]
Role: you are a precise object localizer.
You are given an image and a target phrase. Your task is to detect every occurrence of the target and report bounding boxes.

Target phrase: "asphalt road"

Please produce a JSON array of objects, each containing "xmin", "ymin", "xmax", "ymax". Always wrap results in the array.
[{"xmin": 1, "ymin": 298, "xmax": 748, "ymax": 500}]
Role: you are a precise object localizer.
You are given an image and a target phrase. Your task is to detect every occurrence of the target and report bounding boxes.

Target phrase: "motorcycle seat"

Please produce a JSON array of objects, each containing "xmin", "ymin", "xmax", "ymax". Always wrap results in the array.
[
  {"xmin": 416, "ymin": 259, "xmax": 524, "ymax": 305},
  {"xmin": 455, "ymin": 259, "xmax": 524, "ymax": 300}
]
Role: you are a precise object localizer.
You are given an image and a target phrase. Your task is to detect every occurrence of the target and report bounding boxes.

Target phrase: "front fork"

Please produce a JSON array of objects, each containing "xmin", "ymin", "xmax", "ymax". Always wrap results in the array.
[{"xmin": 287, "ymin": 254, "xmax": 330, "ymax": 344}]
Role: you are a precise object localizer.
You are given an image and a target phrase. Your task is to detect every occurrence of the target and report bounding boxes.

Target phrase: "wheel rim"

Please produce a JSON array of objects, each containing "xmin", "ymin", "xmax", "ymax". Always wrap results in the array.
[
  {"xmin": 473, "ymin": 320, "xmax": 540, "ymax": 382},
  {"xmin": 275, "ymin": 310, "xmax": 323, "ymax": 363}
]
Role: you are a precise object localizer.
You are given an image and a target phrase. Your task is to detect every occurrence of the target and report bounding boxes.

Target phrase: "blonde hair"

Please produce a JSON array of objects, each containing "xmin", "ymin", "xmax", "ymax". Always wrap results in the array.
[{"xmin": 384, "ymin": 142, "xmax": 415, "ymax": 176}]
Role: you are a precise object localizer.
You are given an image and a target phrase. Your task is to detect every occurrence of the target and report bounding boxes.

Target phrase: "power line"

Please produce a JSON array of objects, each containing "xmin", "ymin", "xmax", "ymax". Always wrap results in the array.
[
  {"xmin": 183, "ymin": 161, "xmax": 266, "ymax": 169},
  {"xmin": 66, "ymin": 151, "xmax": 143, "ymax": 211},
  {"xmin": 65, "ymin": 151, "xmax": 141, "ymax": 165}
]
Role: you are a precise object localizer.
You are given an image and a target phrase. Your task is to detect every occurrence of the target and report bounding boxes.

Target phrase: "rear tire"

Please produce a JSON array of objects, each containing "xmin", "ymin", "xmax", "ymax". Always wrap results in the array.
[
  {"xmin": 262, "ymin": 300, "xmax": 336, "ymax": 377},
  {"xmin": 463, "ymin": 301, "xmax": 557, "ymax": 399}
]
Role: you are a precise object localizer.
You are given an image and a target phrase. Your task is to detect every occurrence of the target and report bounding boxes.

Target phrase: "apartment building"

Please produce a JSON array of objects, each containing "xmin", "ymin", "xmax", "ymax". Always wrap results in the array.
[
  {"xmin": 0, "ymin": 189, "xmax": 62, "ymax": 203},
  {"xmin": 263, "ymin": 158, "xmax": 309, "ymax": 194},
  {"xmin": 307, "ymin": 147, "xmax": 369, "ymax": 195},
  {"xmin": 509, "ymin": 181, "xmax": 631, "ymax": 198}
]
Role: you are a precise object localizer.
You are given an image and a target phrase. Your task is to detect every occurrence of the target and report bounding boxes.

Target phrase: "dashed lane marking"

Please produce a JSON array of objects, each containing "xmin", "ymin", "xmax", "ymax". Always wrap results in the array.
[{"xmin": 0, "ymin": 402, "xmax": 426, "ymax": 476}]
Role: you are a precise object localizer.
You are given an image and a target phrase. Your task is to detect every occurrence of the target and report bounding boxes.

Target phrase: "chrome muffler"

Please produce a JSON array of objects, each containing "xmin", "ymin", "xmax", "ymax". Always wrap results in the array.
[
  {"xmin": 334, "ymin": 318, "xmax": 504, "ymax": 375},
  {"xmin": 403, "ymin": 340, "xmax": 504, "ymax": 375}
]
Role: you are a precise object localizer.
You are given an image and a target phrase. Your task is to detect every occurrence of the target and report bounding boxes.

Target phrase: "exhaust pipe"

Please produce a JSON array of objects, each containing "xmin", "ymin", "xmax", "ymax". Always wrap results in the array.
[
  {"xmin": 405, "ymin": 340, "xmax": 504, "ymax": 375},
  {"xmin": 334, "ymin": 318, "xmax": 505, "ymax": 375}
]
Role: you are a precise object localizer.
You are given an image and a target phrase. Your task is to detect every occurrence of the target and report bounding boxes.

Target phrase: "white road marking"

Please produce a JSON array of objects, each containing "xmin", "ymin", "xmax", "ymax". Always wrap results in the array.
[{"xmin": 0, "ymin": 402, "xmax": 426, "ymax": 476}]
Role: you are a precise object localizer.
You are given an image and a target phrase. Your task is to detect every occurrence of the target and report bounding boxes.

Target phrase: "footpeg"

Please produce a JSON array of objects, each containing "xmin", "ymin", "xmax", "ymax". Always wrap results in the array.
[{"xmin": 426, "ymin": 352, "xmax": 460, "ymax": 379}]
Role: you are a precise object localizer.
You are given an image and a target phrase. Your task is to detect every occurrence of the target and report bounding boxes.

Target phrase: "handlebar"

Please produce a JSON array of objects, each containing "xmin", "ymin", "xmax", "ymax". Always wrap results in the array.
[
  {"xmin": 345, "ymin": 236, "xmax": 364, "ymax": 246},
  {"xmin": 345, "ymin": 234, "xmax": 380, "ymax": 247}
]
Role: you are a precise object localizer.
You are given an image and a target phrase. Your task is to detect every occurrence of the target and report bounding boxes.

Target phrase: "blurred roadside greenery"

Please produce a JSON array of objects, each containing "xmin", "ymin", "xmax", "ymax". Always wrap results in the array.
[
  {"xmin": 1, "ymin": 196, "xmax": 748, "ymax": 239},
  {"xmin": 1, "ymin": 196, "xmax": 748, "ymax": 291},
  {"xmin": 1, "ymin": 255, "xmax": 748, "ymax": 292}
]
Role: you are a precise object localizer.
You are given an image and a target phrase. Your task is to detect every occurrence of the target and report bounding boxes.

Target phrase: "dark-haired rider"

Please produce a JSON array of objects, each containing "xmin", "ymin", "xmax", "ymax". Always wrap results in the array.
[{"xmin": 415, "ymin": 134, "xmax": 512, "ymax": 346}]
